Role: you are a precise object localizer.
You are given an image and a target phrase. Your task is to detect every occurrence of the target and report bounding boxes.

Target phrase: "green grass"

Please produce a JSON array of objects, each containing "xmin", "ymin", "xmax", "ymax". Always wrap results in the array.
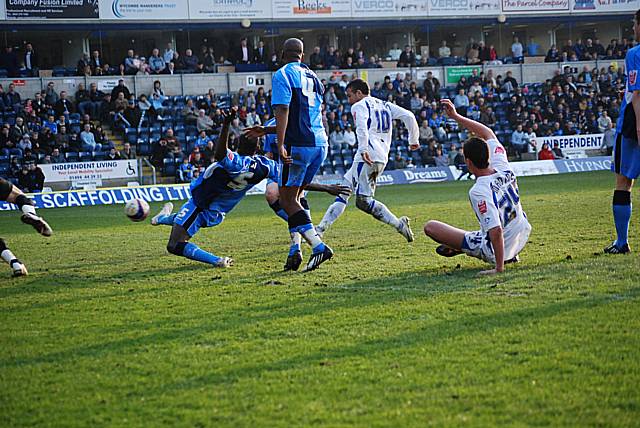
[{"xmin": 0, "ymin": 171, "xmax": 639, "ymax": 427}]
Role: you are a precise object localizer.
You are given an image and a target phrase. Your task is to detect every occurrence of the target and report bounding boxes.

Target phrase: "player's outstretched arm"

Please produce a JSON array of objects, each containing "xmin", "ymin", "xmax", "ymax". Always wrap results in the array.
[
  {"xmin": 441, "ymin": 99, "xmax": 497, "ymax": 142},
  {"xmin": 388, "ymin": 103, "xmax": 420, "ymax": 150},
  {"xmin": 632, "ymin": 91, "xmax": 640, "ymax": 143},
  {"xmin": 306, "ymin": 183, "xmax": 352, "ymax": 197},
  {"xmin": 243, "ymin": 125, "xmax": 277, "ymax": 139},
  {"xmin": 214, "ymin": 107, "xmax": 237, "ymax": 162},
  {"xmin": 479, "ymin": 226, "xmax": 504, "ymax": 275}
]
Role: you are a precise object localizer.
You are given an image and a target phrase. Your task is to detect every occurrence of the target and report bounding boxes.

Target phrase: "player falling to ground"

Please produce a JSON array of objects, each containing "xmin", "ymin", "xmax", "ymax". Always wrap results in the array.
[
  {"xmin": 423, "ymin": 99, "xmax": 531, "ymax": 275},
  {"xmin": 0, "ymin": 177, "xmax": 53, "ymax": 277},
  {"xmin": 605, "ymin": 9, "xmax": 640, "ymax": 255},
  {"xmin": 267, "ymin": 38, "xmax": 332, "ymax": 272},
  {"xmin": 150, "ymin": 108, "xmax": 278, "ymax": 268},
  {"xmin": 251, "ymin": 117, "xmax": 351, "ymax": 270},
  {"xmin": 316, "ymin": 79, "xmax": 418, "ymax": 241}
]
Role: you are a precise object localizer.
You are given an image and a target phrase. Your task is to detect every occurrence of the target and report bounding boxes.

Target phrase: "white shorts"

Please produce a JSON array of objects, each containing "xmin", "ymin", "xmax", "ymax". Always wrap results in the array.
[
  {"xmin": 343, "ymin": 161, "xmax": 385, "ymax": 197},
  {"xmin": 462, "ymin": 222, "xmax": 532, "ymax": 264}
]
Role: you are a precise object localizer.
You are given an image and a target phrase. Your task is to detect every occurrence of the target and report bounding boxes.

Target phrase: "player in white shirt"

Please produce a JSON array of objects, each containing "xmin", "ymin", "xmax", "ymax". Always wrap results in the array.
[
  {"xmin": 316, "ymin": 79, "xmax": 419, "ymax": 242},
  {"xmin": 423, "ymin": 99, "xmax": 531, "ymax": 275}
]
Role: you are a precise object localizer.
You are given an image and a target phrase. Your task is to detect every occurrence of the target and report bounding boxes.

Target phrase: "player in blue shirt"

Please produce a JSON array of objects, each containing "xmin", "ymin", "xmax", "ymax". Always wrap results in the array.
[
  {"xmin": 150, "ymin": 108, "xmax": 279, "ymax": 267},
  {"xmin": 605, "ymin": 9, "xmax": 640, "ymax": 254},
  {"xmin": 262, "ymin": 38, "xmax": 332, "ymax": 271},
  {"xmin": 259, "ymin": 117, "xmax": 351, "ymax": 270}
]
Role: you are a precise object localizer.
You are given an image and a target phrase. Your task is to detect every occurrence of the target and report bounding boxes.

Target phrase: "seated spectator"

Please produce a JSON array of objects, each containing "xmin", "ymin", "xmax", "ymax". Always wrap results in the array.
[
  {"xmin": 551, "ymin": 142, "xmax": 565, "ymax": 159},
  {"xmin": 148, "ymin": 48, "xmax": 166, "ymax": 74},
  {"xmin": 54, "ymin": 91, "xmax": 75, "ymax": 117},
  {"xmin": 11, "ymin": 117, "xmax": 28, "ymax": 143},
  {"xmin": 329, "ymin": 125, "xmax": 344, "ymax": 150},
  {"xmin": 453, "ymin": 89, "xmax": 470, "ymax": 115},
  {"xmin": 397, "ymin": 45, "xmax": 416, "ymax": 67},
  {"xmin": 387, "ymin": 43, "xmax": 402, "ymax": 61},
  {"xmin": 447, "ymin": 144, "xmax": 459, "ymax": 164},
  {"xmin": 80, "ymin": 123, "xmax": 102, "ymax": 152},
  {"xmin": 502, "ymin": 71, "xmax": 518, "ymax": 93},
  {"xmin": 106, "ymin": 148, "xmax": 121, "ymax": 160},
  {"xmin": 50, "ymin": 147, "xmax": 66, "ymax": 163},
  {"xmin": 480, "ymin": 107, "xmax": 496, "ymax": 127},
  {"xmin": 183, "ymin": 49, "xmax": 199, "ymax": 72},
  {"xmin": 18, "ymin": 134, "xmax": 32, "ymax": 153},
  {"xmin": 182, "ymin": 99, "xmax": 198, "ymax": 125},
  {"xmin": 123, "ymin": 49, "xmax": 141, "ymax": 75},
  {"xmin": 177, "ymin": 157, "xmax": 195, "ymax": 183},
  {"xmin": 190, "ymin": 151, "xmax": 206, "ymax": 170},
  {"xmin": 246, "ymin": 109, "xmax": 261, "ymax": 127},
  {"xmin": 538, "ymin": 142, "xmax": 555, "ymax": 160},
  {"xmin": 150, "ymin": 138, "xmax": 169, "ymax": 168},
  {"xmin": 121, "ymin": 142, "xmax": 136, "ymax": 159},
  {"xmin": 545, "ymin": 45, "xmax": 560, "ymax": 62},
  {"xmin": 309, "ymin": 46, "xmax": 324, "ymax": 70},
  {"xmin": 195, "ymin": 130, "xmax": 211, "ymax": 148},
  {"xmin": 343, "ymin": 124, "xmax": 356, "ymax": 147},
  {"xmin": 164, "ymin": 128, "xmax": 182, "ymax": 157},
  {"xmin": 324, "ymin": 86, "xmax": 340, "ymax": 110},
  {"xmin": 0, "ymin": 125, "xmax": 12, "ymax": 149},
  {"xmin": 434, "ymin": 147, "xmax": 448, "ymax": 167},
  {"xmin": 423, "ymin": 71, "xmax": 441, "ymax": 102},
  {"xmin": 196, "ymin": 109, "xmax": 214, "ymax": 132},
  {"xmin": 438, "ymin": 40, "xmax": 451, "ymax": 58},
  {"xmin": 5, "ymin": 83, "xmax": 22, "ymax": 113},
  {"xmin": 18, "ymin": 164, "xmax": 45, "ymax": 193},
  {"xmin": 419, "ymin": 120, "xmax": 434, "ymax": 146}
]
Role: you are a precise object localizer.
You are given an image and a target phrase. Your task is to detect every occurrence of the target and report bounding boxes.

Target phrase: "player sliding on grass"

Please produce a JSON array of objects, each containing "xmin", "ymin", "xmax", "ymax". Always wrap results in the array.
[
  {"xmin": 315, "ymin": 78, "xmax": 418, "ymax": 242},
  {"xmin": 604, "ymin": 9, "xmax": 640, "ymax": 255},
  {"xmin": 423, "ymin": 99, "xmax": 531, "ymax": 275},
  {"xmin": 247, "ymin": 117, "xmax": 351, "ymax": 271},
  {"xmin": 150, "ymin": 108, "xmax": 278, "ymax": 268},
  {"xmin": 0, "ymin": 177, "xmax": 53, "ymax": 277}
]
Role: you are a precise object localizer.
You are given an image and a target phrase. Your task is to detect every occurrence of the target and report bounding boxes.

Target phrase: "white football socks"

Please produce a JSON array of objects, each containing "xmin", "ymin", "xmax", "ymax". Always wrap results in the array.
[
  {"xmin": 1, "ymin": 249, "xmax": 19, "ymax": 269},
  {"xmin": 370, "ymin": 201, "xmax": 401, "ymax": 229},
  {"xmin": 318, "ymin": 201, "xmax": 348, "ymax": 232},
  {"xmin": 21, "ymin": 204, "xmax": 36, "ymax": 216}
]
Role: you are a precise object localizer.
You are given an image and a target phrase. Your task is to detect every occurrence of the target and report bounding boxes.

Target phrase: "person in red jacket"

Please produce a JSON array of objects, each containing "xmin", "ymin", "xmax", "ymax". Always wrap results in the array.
[{"xmin": 538, "ymin": 142, "xmax": 556, "ymax": 160}]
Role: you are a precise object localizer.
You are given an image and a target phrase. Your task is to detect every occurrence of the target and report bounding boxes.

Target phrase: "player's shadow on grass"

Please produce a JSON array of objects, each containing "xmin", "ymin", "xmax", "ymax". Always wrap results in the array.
[{"xmin": 0, "ymin": 267, "xmax": 488, "ymax": 369}]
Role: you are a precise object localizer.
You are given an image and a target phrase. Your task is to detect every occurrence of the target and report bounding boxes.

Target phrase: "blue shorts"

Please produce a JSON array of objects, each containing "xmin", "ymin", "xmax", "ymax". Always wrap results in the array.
[
  {"xmin": 612, "ymin": 133, "xmax": 640, "ymax": 179},
  {"xmin": 279, "ymin": 146, "xmax": 326, "ymax": 188},
  {"xmin": 174, "ymin": 199, "xmax": 225, "ymax": 237}
]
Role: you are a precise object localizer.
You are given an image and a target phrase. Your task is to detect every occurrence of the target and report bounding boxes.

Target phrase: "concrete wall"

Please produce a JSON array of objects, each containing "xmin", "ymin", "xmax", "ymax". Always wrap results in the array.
[{"xmin": 0, "ymin": 60, "xmax": 614, "ymax": 101}]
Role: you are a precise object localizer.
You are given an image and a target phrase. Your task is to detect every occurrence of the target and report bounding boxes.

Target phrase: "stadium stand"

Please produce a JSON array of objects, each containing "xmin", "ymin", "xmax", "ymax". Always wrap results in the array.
[{"xmin": 0, "ymin": 60, "xmax": 624, "ymax": 187}]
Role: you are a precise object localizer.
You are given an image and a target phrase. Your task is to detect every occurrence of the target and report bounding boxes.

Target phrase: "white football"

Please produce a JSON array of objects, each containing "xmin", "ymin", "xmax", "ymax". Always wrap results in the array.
[{"xmin": 124, "ymin": 198, "xmax": 150, "ymax": 222}]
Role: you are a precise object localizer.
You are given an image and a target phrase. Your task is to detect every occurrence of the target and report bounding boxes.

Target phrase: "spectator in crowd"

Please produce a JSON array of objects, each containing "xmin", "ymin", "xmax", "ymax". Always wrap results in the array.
[
  {"xmin": 434, "ymin": 147, "xmax": 448, "ymax": 167},
  {"xmin": 598, "ymin": 111, "xmax": 612, "ymax": 133},
  {"xmin": 453, "ymin": 89, "xmax": 469, "ymax": 115},
  {"xmin": 11, "ymin": 117, "xmax": 28, "ymax": 143},
  {"xmin": 80, "ymin": 124, "xmax": 102, "ymax": 152},
  {"xmin": 511, "ymin": 124, "xmax": 528, "ymax": 158},
  {"xmin": 545, "ymin": 45, "xmax": 560, "ymax": 62},
  {"xmin": 527, "ymin": 37, "xmax": 540, "ymax": 56},
  {"xmin": 177, "ymin": 157, "xmax": 195, "ymax": 183},
  {"xmin": 438, "ymin": 40, "xmax": 451, "ymax": 58},
  {"xmin": 538, "ymin": 142, "xmax": 555, "ymax": 160},
  {"xmin": 182, "ymin": 99, "xmax": 198, "ymax": 125},
  {"xmin": 502, "ymin": 71, "xmax": 518, "ymax": 93},
  {"xmin": 309, "ymin": 46, "xmax": 324, "ymax": 70},
  {"xmin": 183, "ymin": 49, "xmax": 199, "ymax": 72},
  {"xmin": 22, "ymin": 42, "xmax": 38, "ymax": 77},
  {"xmin": 512, "ymin": 37, "xmax": 524, "ymax": 63},
  {"xmin": 5, "ymin": 83, "xmax": 22, "ymax": 113},
  {"xmin": 388, "ymin": 43, "xmax": 402, "ymax": 61},
  {"xmin": 107, "ymin": 147, "xmax": 121, "ymax": 160},
  {"xmin": 235, "ymin": 38, "xmax": 252, "ymax": 64},
  {"xmin": 50, "ymin": 147, "xmax": 66, "ymax": 163},
  {"xmin": 397, "ymin": 45, "xmax": 416, "ymax": 67},
  {"xmin": 552, "ymin": 142, "xmax": 565, "ymax": 159},
  {"xmin": 163, "ymin": 42, "xmax": 174, "ymax": 64},
  {"xmin": 110, "ymin": 79, "xmax": 131, "ymax": 103},
  {"xmin": 1, "ymin": 46, "xmax": 19, "ymax": 77},
  {"xmin": 196, "ymin": 109, "xmax": 214, "ymax": 132},
  {"xmin": 90, "ymin": 50, "xmax": 103, "ymax": 73},
  {"xmin": 121, "ymin": 142, "xmax": 136, "ymax": 159},
  {"xmin": 253, "ymin": 41, "xmax": 268, "ymax": 64},
  {"xmin": 423, "ymin": 71, "xmax": 441, "ymax": 102},
  {"xmin": 18, "ymin": 163, "xmax": 45, "ymax": 193},
  {"xmin": 44, "ymin": 81, "xmax": 59, "ymax": 107},
  {"xmin": 148, "ymin": 48, "xmax": 166, "ymax": 74}
]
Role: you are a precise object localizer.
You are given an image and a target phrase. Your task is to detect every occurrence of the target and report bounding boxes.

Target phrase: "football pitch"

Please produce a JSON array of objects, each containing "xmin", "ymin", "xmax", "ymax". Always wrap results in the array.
[{"xmin": 1, "ymin": 171, "xmax": 639, "ymax": 427}]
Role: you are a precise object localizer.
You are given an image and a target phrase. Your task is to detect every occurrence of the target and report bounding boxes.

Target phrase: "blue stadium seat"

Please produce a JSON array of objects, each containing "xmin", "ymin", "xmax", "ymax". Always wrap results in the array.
[
  {"xmin": 66, "ymin": 152, "xmax": 79, "ymax": 162},
  {"xmin": 138, "ymin": 142, "xmax": 151, "ymax": 156},
  {"xmin": 79, "ymin": 151, "xmax": 93, "ymax": 162},
  {"xmin": 163, "ymin": 158, "xmax": 176, "ymax": 176}
]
